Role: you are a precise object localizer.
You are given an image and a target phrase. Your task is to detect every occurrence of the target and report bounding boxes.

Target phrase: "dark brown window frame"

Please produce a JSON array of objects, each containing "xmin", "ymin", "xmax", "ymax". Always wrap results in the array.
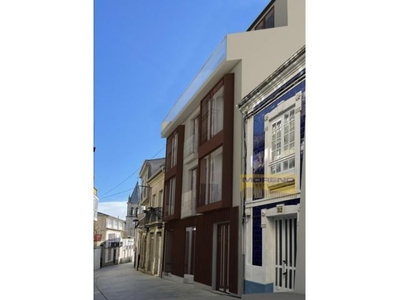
[
  {"xmin": 164, "ymin": 176, "xmax": 176, "ymax": 217},
  {"xmin": 163, "ymin": 125, "xmax": 185, "ymax": 221},
  {"xmin": 166, "ymin": 131, "xmax": 179, "ymax": 170},
  {"xmin": 199, "ymin": 146, "xmax": 223, "ymax": 207},
  {"xmin": 200, "ymin": 80, "xmax": 224, "ymax": 145},
  {"xmin": 197, "ymin": 74, "xmax": 234, "ymax": 213}
]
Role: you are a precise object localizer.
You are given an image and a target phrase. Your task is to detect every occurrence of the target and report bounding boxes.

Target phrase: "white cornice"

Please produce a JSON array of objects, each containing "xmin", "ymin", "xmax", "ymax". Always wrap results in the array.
[{"xmin": 238, "ymin": 46, "xmax": 305, "ymax": 117}]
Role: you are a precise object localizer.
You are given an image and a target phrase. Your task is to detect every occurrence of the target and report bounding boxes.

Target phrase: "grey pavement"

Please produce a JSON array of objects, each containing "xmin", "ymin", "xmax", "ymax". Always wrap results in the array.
[
  {"xmin": 94, "ymin": 262, "xmax": 304, "ymax": 300},
  {"xmin": 94, "ymin": 263, "xmax": 233, "ymax": 300}
]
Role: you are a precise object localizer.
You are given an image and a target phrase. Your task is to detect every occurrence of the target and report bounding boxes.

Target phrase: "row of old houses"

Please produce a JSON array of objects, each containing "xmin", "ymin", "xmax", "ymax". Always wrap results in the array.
[{"xmin": 95, "ymin": 0, "xmax": 305, "ymax": 297}]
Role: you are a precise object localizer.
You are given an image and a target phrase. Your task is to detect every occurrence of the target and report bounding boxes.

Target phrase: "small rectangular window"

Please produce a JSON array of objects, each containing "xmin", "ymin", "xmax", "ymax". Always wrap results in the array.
[{"xmin": 254, "ymin": 7, "xmax": 274, "ymax": 30}]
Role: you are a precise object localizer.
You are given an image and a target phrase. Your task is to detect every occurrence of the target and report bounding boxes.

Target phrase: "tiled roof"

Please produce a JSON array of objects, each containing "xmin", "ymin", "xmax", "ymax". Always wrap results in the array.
[{"xmin": 145, "ymin": 158, "xmax": 165, "ymax": 178}]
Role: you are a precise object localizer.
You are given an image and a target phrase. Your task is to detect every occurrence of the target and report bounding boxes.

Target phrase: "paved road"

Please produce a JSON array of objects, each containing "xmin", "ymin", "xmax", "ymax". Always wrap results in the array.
[
  {"xmin": 94, "ymin": 263, "xmax": 234, "ymax": 300},
  {"xmin": 94, "ymin": 262, "xmax": 304, "ymax": 300}
]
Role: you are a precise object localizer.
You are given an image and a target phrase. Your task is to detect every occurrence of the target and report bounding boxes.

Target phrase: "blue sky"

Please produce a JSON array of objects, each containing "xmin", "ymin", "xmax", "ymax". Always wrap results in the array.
[{"xmin": 95, "ymin": 0, "xmax": 270, "ymax": 219}]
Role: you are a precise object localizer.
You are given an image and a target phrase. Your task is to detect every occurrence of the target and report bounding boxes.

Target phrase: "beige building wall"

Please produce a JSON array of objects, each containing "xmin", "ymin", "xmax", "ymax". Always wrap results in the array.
[
  {"xmin": 148, "ymin": 171, "xmax": 164, "ymax": 208},
  {"xmin": 143, "ymin": 168, "xmax": 165, "ymax": 276}
]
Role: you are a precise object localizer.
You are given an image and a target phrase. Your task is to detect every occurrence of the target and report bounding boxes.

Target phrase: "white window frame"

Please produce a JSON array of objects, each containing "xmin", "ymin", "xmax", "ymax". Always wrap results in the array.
[
  {"xmin": 264, "ymin": 91, "xmax": 303, "ymax": 194},
  {"xmin": 269, "ymin": 107, "xmax": 295, "ymax": 174}
]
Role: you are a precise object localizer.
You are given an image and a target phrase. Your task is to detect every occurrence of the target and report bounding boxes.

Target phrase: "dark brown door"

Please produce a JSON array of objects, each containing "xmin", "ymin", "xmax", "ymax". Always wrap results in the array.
[
  {"xmin": 216, "ymin": 223, "xmax": 230, "ymax": 292},
  {"xmin": 113, "ymin": 248, "xmax": 117, "ymax": 264},
  {"xmin": 184, "ymin": 227, "xmax": 196, "ymax": 275}
]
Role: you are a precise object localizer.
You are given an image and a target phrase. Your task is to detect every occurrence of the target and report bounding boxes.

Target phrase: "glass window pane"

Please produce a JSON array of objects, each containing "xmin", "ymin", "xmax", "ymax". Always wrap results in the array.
[
  {"xmin": 271, "ymin": 165, "xmax": 276, "ymax": 174},
  {"xmin": 284, "ymin": 124, "xmax": 289, "ymax": 134},
  {"xmin": 290, "ymin": 132, "xmax": 294, "ymax": 142},
  {"xmin": 265, "ymin": 8, "xmax": 274, "ymax": 29},
  {"xmin": 276, "ymin": 163, "xmax": 281, "ymax": 173},
  {"xmin": 283, "ymin": 160, "xmax": 288, "ymax": 170},
  {"xmin": 289, "ymin": 158, "xmax": 295, "ymax": 168}
]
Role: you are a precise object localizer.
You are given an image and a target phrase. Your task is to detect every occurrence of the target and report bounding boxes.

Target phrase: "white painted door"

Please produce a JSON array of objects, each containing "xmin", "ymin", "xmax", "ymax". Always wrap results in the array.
[{"xmin": 274, "ymin": 217, "xmax": 297, "ymax": 292}]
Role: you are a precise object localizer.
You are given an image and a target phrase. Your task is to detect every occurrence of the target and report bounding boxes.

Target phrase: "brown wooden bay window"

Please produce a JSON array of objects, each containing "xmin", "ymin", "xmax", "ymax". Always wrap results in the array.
[
  {"xmin": 166, "ymin": 131, "xmax": 178, "ymax": 170},
  {"xmin": 197, "ymin": 73, "xmax": 234, "ymax": 212},
  {"xmin": 163, "ymin": 125, "xmax": 184, "ymax": 220},
  {"xmin": 199, "ymin": 146, "xmax": 223, "ymax": 206},
  {"xmin": 200, "ymin": 82, "xmax": 224, "ymax": 145},
  {"xmin": 164, "ymin": 176, "xmax": 176, "ymax": 217}
]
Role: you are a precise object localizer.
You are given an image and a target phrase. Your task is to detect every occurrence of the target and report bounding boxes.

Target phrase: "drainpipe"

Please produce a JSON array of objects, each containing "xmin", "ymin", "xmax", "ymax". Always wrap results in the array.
[{"xmin": 237, "ymin": 107, "xmax": 249, "ymax": 297}]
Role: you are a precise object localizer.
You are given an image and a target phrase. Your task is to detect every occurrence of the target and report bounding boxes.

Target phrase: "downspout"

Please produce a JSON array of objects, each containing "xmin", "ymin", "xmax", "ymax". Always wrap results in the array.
[{"xmin": 238, "ymin": 107, "xmax": 249, "ymax": 296}]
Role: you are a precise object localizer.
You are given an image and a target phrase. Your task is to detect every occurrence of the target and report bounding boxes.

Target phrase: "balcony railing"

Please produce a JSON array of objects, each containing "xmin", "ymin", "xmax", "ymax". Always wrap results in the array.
[
  {"xmin": 162, "ymin": 37, "xmax": 227, "ymax": 133},
  {"xmin": 137, "ymin": 207, "xmax": 163, "ymax": 228}
]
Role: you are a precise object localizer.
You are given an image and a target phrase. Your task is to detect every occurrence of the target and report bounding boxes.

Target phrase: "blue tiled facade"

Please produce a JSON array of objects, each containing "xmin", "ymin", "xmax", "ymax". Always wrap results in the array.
[
  {"xmin": 244, "ymin": 280, "xmax": 274, "ymax": 294},
  {"xmin": 251, "ymin": 70, "xmax": 305, "ymax": 266},
  {"xmin": 252, "ymin": 207, "xmax": 263, "ymax": 265},
  {"xmin": 252, "ymin": 72, "xmax": 305, "ymax": 201}
]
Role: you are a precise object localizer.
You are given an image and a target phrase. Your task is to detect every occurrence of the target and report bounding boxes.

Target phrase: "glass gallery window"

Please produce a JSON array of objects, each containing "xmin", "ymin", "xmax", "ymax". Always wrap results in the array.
[{"xmin": 270, "ymin": 107, "xmax": 295, "ymax": 174}]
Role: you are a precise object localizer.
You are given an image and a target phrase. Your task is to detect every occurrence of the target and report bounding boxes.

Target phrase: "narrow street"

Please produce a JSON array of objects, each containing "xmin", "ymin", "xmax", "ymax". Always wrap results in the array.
[{"xmin": 94, "ymin": 263, "xmax": 235, "ymax": 300}]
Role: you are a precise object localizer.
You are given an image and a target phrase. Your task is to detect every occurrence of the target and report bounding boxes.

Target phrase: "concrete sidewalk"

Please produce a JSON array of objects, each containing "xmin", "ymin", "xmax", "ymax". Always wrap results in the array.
[
  {"xmin": 94, "ymin": 263, "xmax": 233, "ymax": 300},
  {"xmin": 94, "ymin": 262, "xmax": 304, "ymax": 300}
]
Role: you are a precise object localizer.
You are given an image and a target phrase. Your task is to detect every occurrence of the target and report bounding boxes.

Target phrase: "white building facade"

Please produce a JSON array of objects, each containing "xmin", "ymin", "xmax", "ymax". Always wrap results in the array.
[{"xmin": 238, "ymin": 45, "xmax": 305, "ymax": 294}]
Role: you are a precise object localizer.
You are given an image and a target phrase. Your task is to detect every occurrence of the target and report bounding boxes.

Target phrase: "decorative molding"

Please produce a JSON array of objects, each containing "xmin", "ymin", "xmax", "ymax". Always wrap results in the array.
[{"xmin": 237, "ymin": 46, "xmax": 305, "ymax": 115}]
